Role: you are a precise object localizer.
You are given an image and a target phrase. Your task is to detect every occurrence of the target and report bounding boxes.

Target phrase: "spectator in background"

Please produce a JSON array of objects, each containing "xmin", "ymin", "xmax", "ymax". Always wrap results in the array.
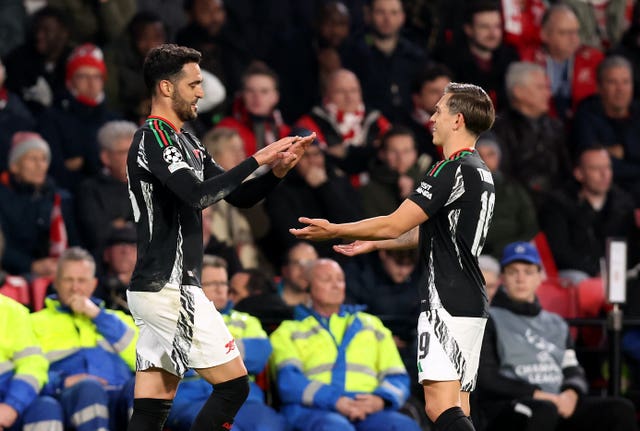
[
  {"xmin": 276, "ymin": 241, "xmax": 318, "ymax": 307},
  {"xmin": 399, "ymin": 62, "xmax": 452, "ymax": 161},
  {"xmin": 352, "ymin": 0, "xmax": 425, "ymax": 122},
  {"xmin": 478, "ymin": 254, "xmax": 500, "ymax": 303},
  {"xmin": 31, "ymin": 247, "xmax": 137, "ymax": 431},
  {"xmin": 230, "ymin": 268, "xmax": 293, "ymax": 330},
  {"xmin": 105, "ymin": 11, "xmax": 167, "ymax": 123},
  {"xmin": 563, "ymin": 0, "xmax": 631, "ymax": 51},
  {"xmin": 476, "ymin": 133, "xmax": 538, "ymax": 259},
  {"xmin": 177, "ymin": 0, "xmax": 250, "ymax": 116},
  {"xmin": 216, "ymin": 62, "xmax": 290, "ymax": 155},
  {"xmin": 98, "ymin": 223, "xmax": 137, "ymax": 313},
  {"xmin": 0, "ymin": 132, "xmax": 78, "ymax": 278},
  {"xmin": 201, "ymin": 206, "xmax": 244, "ymax": 278},
  {"xmin": 613, "ymin": 4, "xmax": 640, "ymax": 99},
  {"xmin": 166, "ymin": 255, "xmax": 287, "ymax": 431},
  {"xmin": 521, "ymin": 4, "xmax": 604, "ymax": 121},
  {"xmin": 75, "ymin": 120, "xmax": 136, "ymax": 257},
  {"xmin": 441, "ymin": 1, "xmax": 519, "ymax": 111},
  {"xmin": 3, "ymin": 7, "xmax": 73, "ymax": 115},
  {"xmin": 342, "ymin": 248, "xmax": 421, "ymax": 393},
  {"xmin": 0, "ymin": 294, "xmax": 64, "ymax": 431},
  {"xmin": 265, "ymin": 133, "xmax": 362, "ymax": 262},
  {"xmin": 137, "ymin": 0, "xmax": 187, "ymax": 42},
  {"xmin": 221, "ymin": 0, "xmax": 293, "ymax": 62},
  {"xmin": 274, "ymin": 1, "xmax": 369, "ymax": 123},
  {"xmin": 539, "ymin": 146, "xmax": 638, "ymax": 280},
  {"xmin": 48, "ymin": 0, "xmax": 135, "ymax": 45},
  {"xmin": 201, "ymin": 127, "xmax": 271, "ymax": 273},
  {"xmin": 39, "ymin": 43, "xmax": 118, "ymax": 192},
  {"xmin": 572, "ymin": 55, "xmax": 640, "ymax": 204},
  {"xmin": 0, "ymin": 58, "xmax": 36, "ymax": 172},
  {"xmin": 493, "ymin": 62, "xmax": 571, "ymax": 208},
  {"xmin": 475, "ymin": 241, "xmax": 637, "ymax": 431},
  {"xmin": 296, "ymin": 69, "xmax": 390, "ymax": 176},
  {"xmin": 359, "ymin": 126, "xmax": 422, "ymax": 218},
  {"xmin": 0, "ymin": 0, "xmax": 27, "ymax": 58},
  {"xmin": 269, "ymin": 258, "xmax": 421, "ymax": 431}
]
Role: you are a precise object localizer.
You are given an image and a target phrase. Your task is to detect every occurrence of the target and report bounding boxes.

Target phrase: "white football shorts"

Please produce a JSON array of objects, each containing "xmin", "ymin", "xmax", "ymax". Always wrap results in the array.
[{"xmin": 127, "ymin": 283, "xmax": 240, "ymax": 377}]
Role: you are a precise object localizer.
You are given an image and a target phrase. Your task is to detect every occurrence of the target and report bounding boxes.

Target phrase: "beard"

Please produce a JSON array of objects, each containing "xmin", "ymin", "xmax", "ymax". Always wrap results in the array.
[{"xmin": 172, "ymin": 92, "xmax": 197, "ymax": 122}]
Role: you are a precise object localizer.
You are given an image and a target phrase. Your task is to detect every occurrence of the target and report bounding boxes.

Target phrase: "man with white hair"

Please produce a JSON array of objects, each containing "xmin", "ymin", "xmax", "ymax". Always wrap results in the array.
[
  {"xmin": 493, "ymin": 61, "xmax": 571, "ymax": 208},
  {"xmin": 76, "ymin": 120, "xmax": 137, "ymax": 257}
]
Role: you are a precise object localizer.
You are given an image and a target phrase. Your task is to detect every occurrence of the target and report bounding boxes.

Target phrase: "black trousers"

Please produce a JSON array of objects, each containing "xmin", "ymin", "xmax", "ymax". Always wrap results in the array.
[{"xmin": 483, "ymin": 396, "xmax": 637, "ymax": 431}]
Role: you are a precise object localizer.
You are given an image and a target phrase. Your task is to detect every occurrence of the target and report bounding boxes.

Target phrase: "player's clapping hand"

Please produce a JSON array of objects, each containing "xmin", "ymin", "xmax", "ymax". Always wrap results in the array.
[
  {"xmin": 252, "ymin": 136, "xmax": 297, "ymax": 166},
  {"xmin": 290, "ymin": 217, "xmax": 336, "ymax": 240},
  {"xmin": 333, "ymin": 240, "xmax": 377, "ymax": 256},
  {"xmin": 271, "ymin": 133, "xmax": 316, "ymax": 178}
]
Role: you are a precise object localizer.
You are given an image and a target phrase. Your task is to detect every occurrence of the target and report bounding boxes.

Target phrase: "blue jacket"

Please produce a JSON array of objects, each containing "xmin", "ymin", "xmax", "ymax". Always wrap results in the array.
[
  {"xmin": 30, "ymin": 295, "xmax": 137, "ymax": 396},
  {"xmin": 272, "ymin": 304, "xmax": 410, "ymax": 412}
]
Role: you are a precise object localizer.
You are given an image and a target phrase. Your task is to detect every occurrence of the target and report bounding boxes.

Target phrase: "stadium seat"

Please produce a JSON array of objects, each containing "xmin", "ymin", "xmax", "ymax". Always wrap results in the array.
[
  {"xmin": 0, "ymin": 275, "xmax": 30, "ymax": 306},
  {"xmin": 536, "ymin": 277, "xmax": 578, "ymax": 318},
  {"xmin": 30, "ymin": 276, "xmax": 53, "ymax": 311},
  {"xmin": 533, "ymin": 232, "xmax": 559, "ymax": 279}
]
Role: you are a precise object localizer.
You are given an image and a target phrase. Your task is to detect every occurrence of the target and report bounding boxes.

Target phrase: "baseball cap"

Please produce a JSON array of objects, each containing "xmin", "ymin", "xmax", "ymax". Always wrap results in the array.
[{"xmin": 500, "ymin": 241, "xmax": 541, "ymax": 268}]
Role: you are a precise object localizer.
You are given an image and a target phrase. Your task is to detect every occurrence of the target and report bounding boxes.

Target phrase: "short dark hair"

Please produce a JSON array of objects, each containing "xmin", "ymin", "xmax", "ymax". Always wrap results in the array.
[
  {"xmin": 596, "ymin": 55, "xmax": 632, "ymax": 85},
  {"xmin": 143, "ymin": 44, "xmax": 201, "ymax": 94},
  {"xmin": 444, "ymin": 82, "xmax": 495, "ymax": 137},
  {"xmin": 128, "ymin": 11, "xmax": 165, "ymax": 42},
  {"xmin": 32, "ymin": 6, "xmax": 71, "ymax": 30},
  {"xmin": 411, "ymin": 63, "xmax": 453, "ymax": 94},
  {"xmin": 380, "ymin": 125, "xmax": 416, "ymax": 151},
  {"xmin": 464, "ymin": 1, "xmax": 501, "ymax": 25},
  {"xmin": 235, "ymin": 268, "xmax": 277, "ymax": 295},
  {"xmin": 573, "ymin": 144, "xmax": 608, "ymax": 168},
  {"xmin": 241, "ymin": 61, "xmax": 280, "ymax": 91}
]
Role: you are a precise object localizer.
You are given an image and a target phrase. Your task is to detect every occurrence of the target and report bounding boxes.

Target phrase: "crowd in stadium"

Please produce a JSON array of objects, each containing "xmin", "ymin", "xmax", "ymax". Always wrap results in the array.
[{"xmin": 1, "ymin": 0, "xmax": 640, "ymax": 430}]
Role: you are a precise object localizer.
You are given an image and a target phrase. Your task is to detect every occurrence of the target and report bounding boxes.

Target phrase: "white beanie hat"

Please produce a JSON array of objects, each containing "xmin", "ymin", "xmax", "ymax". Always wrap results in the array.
[{"xmin": 8, "ymin": 132, "xmax": 51, "ymax": 166}]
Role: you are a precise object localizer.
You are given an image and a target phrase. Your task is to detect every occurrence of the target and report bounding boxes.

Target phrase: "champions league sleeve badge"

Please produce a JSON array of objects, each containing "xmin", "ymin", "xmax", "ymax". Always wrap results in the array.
[{"xmin": 163, "ymin": 146, "xmax": 184, "ymax": 164}]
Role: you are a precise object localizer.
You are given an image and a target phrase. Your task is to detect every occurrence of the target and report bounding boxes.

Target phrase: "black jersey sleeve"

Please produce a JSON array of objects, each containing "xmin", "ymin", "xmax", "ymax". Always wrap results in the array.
[
  {"xmin": 141, "ymin": 128, "xmax": 264, "ymax": 209},
  {"xmin": 408, "ymin": 160, "xmax": 457, "ymax": 217},
  {"xmin": 165, "ymin": 158, "xmax": 260, "ymax": 209}
]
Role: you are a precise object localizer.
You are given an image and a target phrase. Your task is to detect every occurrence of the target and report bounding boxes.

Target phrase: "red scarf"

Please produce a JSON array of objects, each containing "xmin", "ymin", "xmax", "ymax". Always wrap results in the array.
[{"xmin": 49, "ymin": 193, "xmax": 68, "ymax": 258}]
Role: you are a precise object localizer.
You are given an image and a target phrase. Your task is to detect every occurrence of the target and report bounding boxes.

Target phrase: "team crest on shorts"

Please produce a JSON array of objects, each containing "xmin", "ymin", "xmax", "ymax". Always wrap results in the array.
[{"xmin": 163, "ymin": 146, "xmax": 183, "ymax": 164}]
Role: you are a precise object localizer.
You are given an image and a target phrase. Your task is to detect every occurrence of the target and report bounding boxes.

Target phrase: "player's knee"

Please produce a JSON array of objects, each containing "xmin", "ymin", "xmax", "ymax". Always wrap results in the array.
[{"xmin": 215, "ymin": 374, "xmax": 250, "ymax": 404}]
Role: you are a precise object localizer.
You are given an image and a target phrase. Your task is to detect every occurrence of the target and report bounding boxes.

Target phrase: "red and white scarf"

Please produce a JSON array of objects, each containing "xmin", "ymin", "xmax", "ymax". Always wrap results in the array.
[{"xmin": 325, "ymin": 102, "xmax": 366, "ymax": 146}]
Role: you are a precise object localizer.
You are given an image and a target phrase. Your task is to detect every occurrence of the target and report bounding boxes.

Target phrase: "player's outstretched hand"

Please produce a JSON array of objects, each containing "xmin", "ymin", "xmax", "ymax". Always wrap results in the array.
[
  {"xmin": 289, "ymin": 217, "xmax": 336, "ymax": 240},
  {"xmin": 272, "ymin": 133, "xmax": 316, "ymax": 178},
  {"xmin": 252, "ymin": 136, "xmax": 297, "ymax": 166},
  {"xmin": 333, "ymin": 240, "xmax": 376, "ymax": 256}
]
